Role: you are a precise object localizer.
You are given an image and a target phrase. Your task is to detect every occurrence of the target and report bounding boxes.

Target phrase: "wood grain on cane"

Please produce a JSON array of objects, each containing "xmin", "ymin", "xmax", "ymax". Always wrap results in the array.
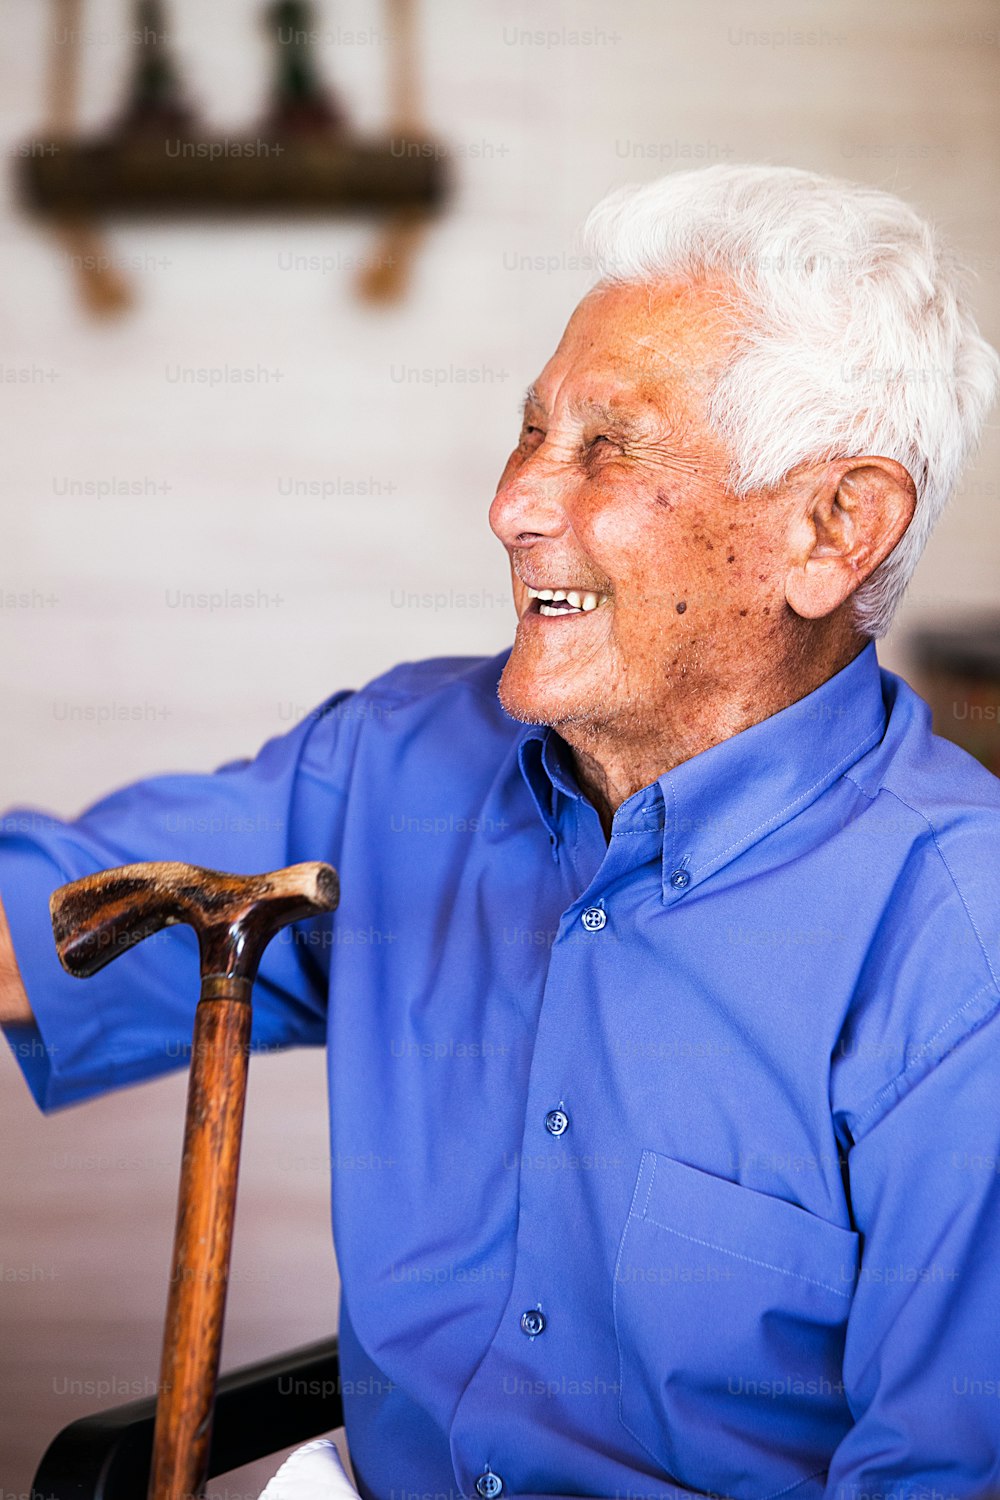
[{"xmin": 48, "ymin": 860, "xmax": 339, "ymax": 1500}]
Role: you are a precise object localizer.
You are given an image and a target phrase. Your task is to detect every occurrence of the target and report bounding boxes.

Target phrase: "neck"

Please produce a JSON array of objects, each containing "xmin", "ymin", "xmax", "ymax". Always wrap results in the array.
[{"xmin": 559, "ymin": 630, "xmax": 869, "ymax": 840}]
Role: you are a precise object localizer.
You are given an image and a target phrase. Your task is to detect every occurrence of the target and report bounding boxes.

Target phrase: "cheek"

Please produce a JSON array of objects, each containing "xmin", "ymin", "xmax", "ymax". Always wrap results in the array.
[
  {"xmin": 603, "ymin": 508, "xmax": 736, "ymax": 620},
  {"xmin": 582, "ymin": 481, "xmax": 651, "ymax": 562}
]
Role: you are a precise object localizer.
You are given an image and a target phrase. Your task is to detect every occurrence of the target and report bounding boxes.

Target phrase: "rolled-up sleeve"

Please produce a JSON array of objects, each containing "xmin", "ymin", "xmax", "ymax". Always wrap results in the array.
[
  {"xmin": 1, "ymin": 691, "xmax": 355, "ymax": 1111},
  {"xmin": 825, "ymin": 1003, "xmax": 1000, "ymax": 1497}
]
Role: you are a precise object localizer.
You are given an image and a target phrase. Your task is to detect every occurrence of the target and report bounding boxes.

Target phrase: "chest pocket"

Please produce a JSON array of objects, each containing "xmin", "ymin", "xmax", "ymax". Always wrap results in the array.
[{"xmin": 612, "ymin": 1151, "xmax": 858, "ymax": 1500}]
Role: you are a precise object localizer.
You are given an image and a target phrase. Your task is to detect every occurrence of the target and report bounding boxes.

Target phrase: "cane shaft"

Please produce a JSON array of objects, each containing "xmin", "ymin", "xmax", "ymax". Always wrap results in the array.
[
  {"xmin": 49, "ymin": 858, "xmax": 339, "ymax": 1497},
  {"xmin": 148, "ymin": 985, "xmax": 252, "ymax": 1500}
]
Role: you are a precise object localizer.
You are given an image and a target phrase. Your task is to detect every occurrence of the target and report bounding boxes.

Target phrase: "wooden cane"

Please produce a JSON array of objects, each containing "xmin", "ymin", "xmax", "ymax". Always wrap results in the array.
[{"xmin": 50, "ymin": 859, "xmax": 339, "ymax": 1500}]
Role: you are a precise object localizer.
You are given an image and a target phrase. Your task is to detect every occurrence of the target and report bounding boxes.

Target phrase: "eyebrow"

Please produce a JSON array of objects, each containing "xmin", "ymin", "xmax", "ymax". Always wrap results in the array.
[
  {"xmin": 520, "ymin": 386, "xmax": 646, "ymax": 434},
  {"xmin": 567, "ymin": 396, "xmax": 642, "ymax": 432}
]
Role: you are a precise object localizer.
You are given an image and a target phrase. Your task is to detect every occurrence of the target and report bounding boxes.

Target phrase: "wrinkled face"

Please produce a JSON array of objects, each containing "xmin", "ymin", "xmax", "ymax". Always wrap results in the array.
[{"xmin": 490, "ymin": 280, "xmax": 790, "ymax": 738}]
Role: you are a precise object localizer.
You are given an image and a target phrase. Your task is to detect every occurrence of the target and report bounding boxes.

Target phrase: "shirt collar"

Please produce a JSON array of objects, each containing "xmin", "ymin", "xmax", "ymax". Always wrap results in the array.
[
  {"xmin": 516, "ymin": 725, "xmax": 584, "ymax": 839},
  {"xmin": 516, "ymin": 642, "xmax": 887, "ymax": 903}
]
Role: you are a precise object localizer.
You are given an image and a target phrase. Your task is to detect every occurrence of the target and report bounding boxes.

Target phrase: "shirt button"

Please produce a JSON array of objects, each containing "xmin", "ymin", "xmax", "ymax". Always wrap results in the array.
[
  {"xmin": 581, "ymin": 905, "xmax": 606, "ymax": 930},
  {"xmin": 520, "ymin": 1308, "xmax": 546, "ymax": 1337},
  {"xmin": 669, "ymin": 868, "xmax": 690, "ymax": 890},
  {"xmin": 544, "ymin": 1108, "xmax": 569, "ymax": 1136},
  {"xmin": 476, "ymin": 1471, "xmax": 503, "ymax": 1499}
]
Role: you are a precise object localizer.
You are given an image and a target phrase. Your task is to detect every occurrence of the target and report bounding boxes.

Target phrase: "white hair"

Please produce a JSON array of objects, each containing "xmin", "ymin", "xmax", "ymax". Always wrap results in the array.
[{"xmin": 582, "ymin": 163, "xmax": 1000, "ymax": 637}]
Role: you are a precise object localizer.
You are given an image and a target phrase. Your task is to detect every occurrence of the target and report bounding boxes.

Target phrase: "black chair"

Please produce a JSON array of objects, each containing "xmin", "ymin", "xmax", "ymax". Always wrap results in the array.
[{"xmin": 31, "ymin": 1334, "xmax": 342, "ymax": 1500}]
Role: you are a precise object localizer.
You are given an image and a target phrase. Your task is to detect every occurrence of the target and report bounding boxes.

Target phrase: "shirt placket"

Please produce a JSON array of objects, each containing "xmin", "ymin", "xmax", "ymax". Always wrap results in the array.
[{"xmin": 448, "ymin": 785, "xmax": 665, "ymax": 1498}]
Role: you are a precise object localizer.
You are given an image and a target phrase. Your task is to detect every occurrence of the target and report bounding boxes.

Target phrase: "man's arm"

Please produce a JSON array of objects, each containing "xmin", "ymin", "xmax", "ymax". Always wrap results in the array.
[
  {"xmin": 824, "ymin": 1003, "xmax": 1000, "ymax": 1495},
  {"xmin": 0, "ymin": 893, "xmax": 33, "ymax": 1024},
  {"xmin": 0, "ymin": 688, "xmax": 357, "ymax": 1108}
]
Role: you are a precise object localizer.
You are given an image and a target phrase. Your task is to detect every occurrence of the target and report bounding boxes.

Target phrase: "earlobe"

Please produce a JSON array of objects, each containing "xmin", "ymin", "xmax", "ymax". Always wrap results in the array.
[{"xmin": 784, "ymin": 549, "xmax": 858, "ymax": 622}]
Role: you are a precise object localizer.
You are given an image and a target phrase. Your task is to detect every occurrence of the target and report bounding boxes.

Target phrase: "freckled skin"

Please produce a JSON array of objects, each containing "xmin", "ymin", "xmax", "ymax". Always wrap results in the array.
[{"xmin": 488, "ymin": 280, "xmax": 915, "ymax": 836}]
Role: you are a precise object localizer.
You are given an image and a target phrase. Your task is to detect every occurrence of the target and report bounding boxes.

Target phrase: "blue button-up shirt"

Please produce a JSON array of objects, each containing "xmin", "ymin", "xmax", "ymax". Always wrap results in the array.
[{"xmin": 4, "ymin": 643, "xmax": 1000, "ymax": 1500}]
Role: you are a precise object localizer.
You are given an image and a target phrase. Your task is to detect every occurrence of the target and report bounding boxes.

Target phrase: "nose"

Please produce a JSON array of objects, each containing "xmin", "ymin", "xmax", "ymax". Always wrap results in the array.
[{"xmin": 489, "ymin": 452, "xmax": 570, "ymax": 549}]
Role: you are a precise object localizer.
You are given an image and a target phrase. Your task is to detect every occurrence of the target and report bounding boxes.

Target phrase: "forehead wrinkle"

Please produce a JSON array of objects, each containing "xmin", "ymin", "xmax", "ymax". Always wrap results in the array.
[{"xmin": 526, "ymin": 324, "xmax": 705, "ymax": 434}]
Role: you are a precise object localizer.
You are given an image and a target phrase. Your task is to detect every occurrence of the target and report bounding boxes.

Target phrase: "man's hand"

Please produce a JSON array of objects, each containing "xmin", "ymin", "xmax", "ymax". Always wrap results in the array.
[{"xmin": 0, "ymin": 893, "xmax": 35, "ymax": 1024}]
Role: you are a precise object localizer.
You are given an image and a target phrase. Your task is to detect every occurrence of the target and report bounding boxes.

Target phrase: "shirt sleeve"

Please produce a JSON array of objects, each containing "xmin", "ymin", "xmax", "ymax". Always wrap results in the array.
[
  {"xmin": 1, "ymin": 691, "xmax": 356, "ymax": 1111},
  {"xmin": 824, "ymin": 1001, "xmax": 1000, "ymax": 1496}
]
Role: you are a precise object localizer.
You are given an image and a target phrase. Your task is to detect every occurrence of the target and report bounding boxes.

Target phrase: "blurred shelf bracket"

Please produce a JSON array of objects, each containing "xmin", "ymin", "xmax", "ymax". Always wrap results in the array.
[
  {"xmin": 16, "ymin": 0, "xmax": 451, "ymax": 316},
  {"xmin": 909, "ymin": 617, "xmax": 1000, "ymax": 778}
]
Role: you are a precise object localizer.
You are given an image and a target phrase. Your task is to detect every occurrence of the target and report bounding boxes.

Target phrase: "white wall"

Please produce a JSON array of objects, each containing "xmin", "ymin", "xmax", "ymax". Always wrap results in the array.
[{"xmin": 1, "ymin": 0, "xmax": 998, "ymax": 1490}]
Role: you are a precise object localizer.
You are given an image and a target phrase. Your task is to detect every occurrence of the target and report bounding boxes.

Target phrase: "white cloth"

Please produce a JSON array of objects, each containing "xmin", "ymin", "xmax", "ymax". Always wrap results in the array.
[{"xmin": 257, "ymin": 1439, "xmax": 360, "ymax": 1500}]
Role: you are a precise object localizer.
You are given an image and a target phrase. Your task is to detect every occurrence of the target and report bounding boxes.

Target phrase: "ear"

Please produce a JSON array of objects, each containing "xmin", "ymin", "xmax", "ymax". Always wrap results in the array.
[{"xmin": 784, "ymin": 457, "xmax": 917, "ymax": 622}]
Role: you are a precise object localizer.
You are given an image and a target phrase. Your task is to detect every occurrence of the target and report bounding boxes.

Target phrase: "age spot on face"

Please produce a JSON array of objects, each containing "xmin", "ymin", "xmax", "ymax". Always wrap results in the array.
[
  {"xmin": 676, "ymin": 601, "xmax": 687, "ymax": 614},
  {"xmin": 655, "ymin": 490, "xmax": 676, "ymax": 512}
]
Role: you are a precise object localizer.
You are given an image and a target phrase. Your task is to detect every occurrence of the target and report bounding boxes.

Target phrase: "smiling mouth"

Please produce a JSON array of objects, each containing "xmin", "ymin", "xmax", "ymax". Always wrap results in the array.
[{"xmin": 523, "ymin": 586, "xmax": 611, "ymax": 617}]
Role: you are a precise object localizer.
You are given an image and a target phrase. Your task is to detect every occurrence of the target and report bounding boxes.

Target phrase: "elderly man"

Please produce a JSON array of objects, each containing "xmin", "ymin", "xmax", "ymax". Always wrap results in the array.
[{"xmin": 3, "ymin": 164, "xmax": 1000, "ymax": 1500}]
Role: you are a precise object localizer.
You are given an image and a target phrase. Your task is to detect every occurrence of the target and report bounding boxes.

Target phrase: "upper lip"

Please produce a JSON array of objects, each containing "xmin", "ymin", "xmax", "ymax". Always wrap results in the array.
[{"xmin": 513, "ymin": 568, "xmax": 611, "ymax": 598}]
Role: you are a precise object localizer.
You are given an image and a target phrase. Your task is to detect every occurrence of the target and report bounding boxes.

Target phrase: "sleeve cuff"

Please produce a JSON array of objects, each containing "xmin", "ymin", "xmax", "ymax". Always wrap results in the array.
[{"xmin": 0, "ymin": 844, "xmax": 196, "ymax": 1110}]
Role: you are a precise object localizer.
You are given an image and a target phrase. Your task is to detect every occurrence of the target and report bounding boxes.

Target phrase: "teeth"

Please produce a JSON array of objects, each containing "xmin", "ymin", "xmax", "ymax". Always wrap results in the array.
[{"xmin": 523, "ymin": 583, "xmax": 611, "ymax": 611}]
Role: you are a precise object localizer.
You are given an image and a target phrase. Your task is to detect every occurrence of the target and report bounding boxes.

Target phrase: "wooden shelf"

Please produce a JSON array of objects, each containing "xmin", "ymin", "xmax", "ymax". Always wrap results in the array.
[{"xmin": 18, "ymin": 131, "xmax": 449, "ymax": 216}]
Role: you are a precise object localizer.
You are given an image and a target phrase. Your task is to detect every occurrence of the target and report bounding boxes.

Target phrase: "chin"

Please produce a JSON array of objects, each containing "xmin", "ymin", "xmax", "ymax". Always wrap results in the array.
[{"xmin": 497, "ymin": 656, "xmax": 596, "ymax": 729}]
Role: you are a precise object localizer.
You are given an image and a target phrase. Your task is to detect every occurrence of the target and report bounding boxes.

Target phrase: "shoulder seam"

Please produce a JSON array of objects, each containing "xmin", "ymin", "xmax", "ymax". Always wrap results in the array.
[
  {"xmin": 840, "ymin": 772, "xmax": 1000, "ymax": 1139},
  {"xmin": 851, "ymin": 980, "xmax": 1000, "ymax": 1138},
  {"xmin": 842, "ymin": 774, "xmax": 1000, "ymax": 1002}
]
